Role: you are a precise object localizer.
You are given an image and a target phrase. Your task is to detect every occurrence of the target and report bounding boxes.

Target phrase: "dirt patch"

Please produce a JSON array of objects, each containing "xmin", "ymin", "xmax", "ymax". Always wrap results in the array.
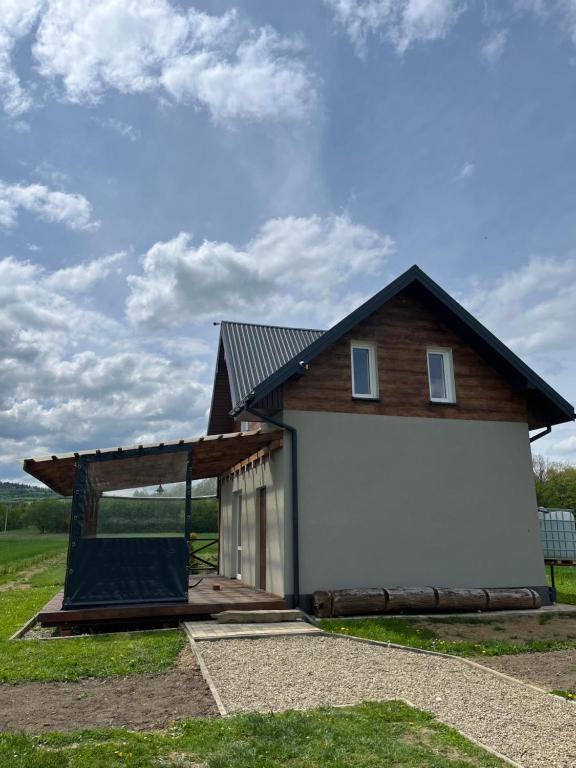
[
  {"xmin": 424, "ymin": 613, "xmax": 576, "ymax": 643},
  {"xmin": 0, "ymin": 647, "xmax": 217, "ymax": 732},
  {"xmin": 400, "ymin": 726, "xmax": 486, "ymax": 766},
  {"xmin": 0, "ymin": 556, "xmax": 64, "ymax": 593},
  {"xmin": 477, "ymin": 649, "xmax": 576, "ymax": 694}
]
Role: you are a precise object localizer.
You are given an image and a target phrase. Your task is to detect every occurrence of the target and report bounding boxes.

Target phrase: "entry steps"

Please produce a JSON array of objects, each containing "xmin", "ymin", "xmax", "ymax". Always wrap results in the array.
[{"xmin": 183, "ymin": 609, "xmax": 323, "ymax": 641}]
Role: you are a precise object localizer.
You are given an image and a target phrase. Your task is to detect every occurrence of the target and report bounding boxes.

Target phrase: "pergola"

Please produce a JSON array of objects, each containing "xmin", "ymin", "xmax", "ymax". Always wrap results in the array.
[{"xmin": 23, "ymin": 429, "xmax": 282, "ymax": 608}]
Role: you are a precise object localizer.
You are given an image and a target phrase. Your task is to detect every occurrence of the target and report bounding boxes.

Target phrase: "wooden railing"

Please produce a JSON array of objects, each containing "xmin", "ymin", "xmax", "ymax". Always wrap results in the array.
[{"xmin": 189, "ymin": 536, "xmax": 219, "ymax": 574}]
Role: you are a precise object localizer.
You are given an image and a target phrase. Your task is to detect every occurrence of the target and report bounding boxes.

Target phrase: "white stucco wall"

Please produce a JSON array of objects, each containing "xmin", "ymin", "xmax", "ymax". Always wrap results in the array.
[
  {"xmin": 284, "ymin": 410, "xmax": 546, "ymax": 596},
  {"xmin": 219, "ymin": 448, "xmax": 286, "ymax": 596}
]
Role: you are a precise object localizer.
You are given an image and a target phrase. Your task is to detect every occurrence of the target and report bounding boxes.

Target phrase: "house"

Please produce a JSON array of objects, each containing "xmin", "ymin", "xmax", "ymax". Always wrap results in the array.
[
  {"xmin": 209, "ymin": 265, "xmax": 574, "ymax": 610},
  {"xmin": 23, "ymin": 265, "xmax": 575, "ymax": 624}
]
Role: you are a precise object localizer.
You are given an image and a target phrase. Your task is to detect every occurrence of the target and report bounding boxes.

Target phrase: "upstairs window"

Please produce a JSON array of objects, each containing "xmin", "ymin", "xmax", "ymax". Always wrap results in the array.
[
  {"xmin": 351, "ymin": 342, "xmax": 378, "ymax": 399},
  {"xmin": 427, "ymin": 348, "xmax": 456, "ymax": 403}
]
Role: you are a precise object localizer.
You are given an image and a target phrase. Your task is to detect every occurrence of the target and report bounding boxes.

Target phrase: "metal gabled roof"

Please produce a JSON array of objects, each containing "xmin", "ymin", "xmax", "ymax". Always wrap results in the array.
[{"xmin": 220, "ymin": 321, "xmax": 324, "ymax": 410}]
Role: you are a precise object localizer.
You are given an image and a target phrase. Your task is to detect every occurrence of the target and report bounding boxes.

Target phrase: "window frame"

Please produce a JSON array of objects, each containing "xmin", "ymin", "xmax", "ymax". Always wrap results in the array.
[
  {"xmin": 426, "ymin": 347, "xmax": 456, "ymax": 404},
  {"xmin": 350, "ymin": 341, "xmax": 379, "ymax": 400}
]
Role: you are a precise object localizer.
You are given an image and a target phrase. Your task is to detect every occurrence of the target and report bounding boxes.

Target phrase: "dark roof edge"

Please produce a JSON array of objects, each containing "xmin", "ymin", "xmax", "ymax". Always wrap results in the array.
[
  {"xmin": 220, "ymin": 319, "xmax": 326, "ymax": 334},
  {"xmin": 233, "ymin": 264, "xmax": 575, "ymax": 423}
]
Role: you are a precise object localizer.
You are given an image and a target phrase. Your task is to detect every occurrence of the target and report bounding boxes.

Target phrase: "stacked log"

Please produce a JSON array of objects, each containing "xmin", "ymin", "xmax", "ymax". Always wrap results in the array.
[
  {"xmin": 313, "ymin": 586, "xmax": 542, "ymax": 618},
  {"xmin": 331, "ymin": 588, "xmax": 387, "ymax": 617},
  {"xmin": 435, "ymin": 588, "xmax": 488, "ymax": 612},
  {"xmin": 484, "ymin": 588, "xmax": 541, "ymax": 610},
  {"xmin": 386, "ymin": 587, "xmax": 436, "ymax": 613}
]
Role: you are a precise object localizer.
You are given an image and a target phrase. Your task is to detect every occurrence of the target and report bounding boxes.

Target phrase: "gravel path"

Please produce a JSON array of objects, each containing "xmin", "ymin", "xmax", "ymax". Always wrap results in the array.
[{"xmin": 198, "ymin": 634, "xmax": 576, "ymax": 768}]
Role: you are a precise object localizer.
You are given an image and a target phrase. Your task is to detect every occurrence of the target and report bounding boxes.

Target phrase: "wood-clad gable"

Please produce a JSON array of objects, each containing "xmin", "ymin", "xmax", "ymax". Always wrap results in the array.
[
  {"xmin": 283, "ymin": 287, "xmax": 528, "ymax": 423},
  {"xmin": 207, "ymin": 341, "xmax": 235, "ymax": 435}
]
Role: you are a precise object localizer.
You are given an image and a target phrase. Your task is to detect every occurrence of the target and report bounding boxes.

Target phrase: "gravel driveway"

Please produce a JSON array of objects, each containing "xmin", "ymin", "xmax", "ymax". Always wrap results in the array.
[{"xmin": 197, "ymin": 634, "xmax": 576, "ymax": 768}]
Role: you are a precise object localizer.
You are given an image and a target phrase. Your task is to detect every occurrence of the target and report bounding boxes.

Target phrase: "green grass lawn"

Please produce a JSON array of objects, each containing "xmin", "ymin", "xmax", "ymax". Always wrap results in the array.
[
  {"xmin": 0, "ymin": 585, "xmax": 62, "ymax": 639},
  {"xmin": 27, "ymin": 560, "xmax": 66, "ymax": 588},
  {"xmin": 0, "ymin": 701, "xmax": 508, "ymax": 768},
  {"xmin": 547, "ymin": 564, "xmax": 576, "ymax": 605},
  {"xmin": 320, "ymin": 615, "xmax": 576, "ymax": 657},
  {"xmin": 0, "ymin": 534, "xmax": 186, "ymax": 684},
  {"xmin": 0, "ymin": 532, "xmax": 68, "ymax": 583},
  {"xmin": 0, "ymin": 629, "xmax": 186, "ymax": 684}
]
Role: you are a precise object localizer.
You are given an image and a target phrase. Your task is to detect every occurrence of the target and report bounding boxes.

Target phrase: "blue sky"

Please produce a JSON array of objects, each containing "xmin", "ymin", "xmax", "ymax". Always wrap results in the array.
[{"xmin": 1, "ymin": 0, "xmax": 576, "ymax": 482}]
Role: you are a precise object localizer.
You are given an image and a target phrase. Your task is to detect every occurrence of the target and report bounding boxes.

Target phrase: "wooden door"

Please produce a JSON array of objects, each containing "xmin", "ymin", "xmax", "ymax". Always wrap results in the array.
[{"xmin": 258, "ymin": 487, "xmax": 267, "ymax": 590}]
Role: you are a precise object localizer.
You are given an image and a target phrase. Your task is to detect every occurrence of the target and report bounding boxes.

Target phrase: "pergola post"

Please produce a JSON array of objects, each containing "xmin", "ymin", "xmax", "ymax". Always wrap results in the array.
[{"xmin": 185, "ymin": 448, "xmax": 193, "ymax": 541}]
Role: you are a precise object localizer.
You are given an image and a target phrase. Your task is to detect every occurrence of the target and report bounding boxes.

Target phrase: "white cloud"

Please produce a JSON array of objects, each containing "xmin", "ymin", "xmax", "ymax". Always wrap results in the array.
[
  {"xmin": 126, "ymin": 215, "xmax": 395, "ymax": 328},
  {"xmin": 551, "ymin": 435, "xmax": 576, "ymax": 455},
  {"xmin": 550, "ymin": 0, "xmax": 576, "ymax": 44},
  {"xmin": 0, "ymin": 180, "xmax": 99, "ymax": 231},
  {"xmin": 456, "ymin": 161, "xmax": 475, "ymax": 180},
  {"xmin": 25, "ymin": 0, "xmax": 315, "ymax": 122},
  {"xmin": 512, "ymin": 0, "xmax": 547, "ymax": 14},
  {"xmin": 96, "ymin": 117, "xmax": 140, "ymax": 142},
  {"xmin": 43, "ymin": 252, "xmax": 125, "ymax": 292},
  {"xmin": 481, "ymin": 28, "xmax": 508, "ymax": 66},
  {"xmin": 324, "ymin": 0, "xmax": 466, "ymax": 56},
  {"xmin": 0, "ymin": 0, "xmax": 44, "ymax": 116},
  {"xmin": 161, "ymin": 27, "xmax": 315, "ymax": 121},
  {"xmin": 464, "ymin": 256, "xmax": 576, "ymax": 357},
  {"xmin": 0, "ymin": 253, "xmax": 211, "ymax": 478},
  {"xmin": 514, "ymin": 0, "xmax": 576, "ymax": 46},
  {"xmin": 462, "ymin": 255, "xmax": 576, "ymax": 462}
]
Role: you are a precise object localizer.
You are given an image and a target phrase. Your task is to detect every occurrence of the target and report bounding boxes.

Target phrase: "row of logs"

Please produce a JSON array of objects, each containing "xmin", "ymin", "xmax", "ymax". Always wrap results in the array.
[{"xmin": 313, "ymin": 586, "xmax": 542, "ymax": 618}]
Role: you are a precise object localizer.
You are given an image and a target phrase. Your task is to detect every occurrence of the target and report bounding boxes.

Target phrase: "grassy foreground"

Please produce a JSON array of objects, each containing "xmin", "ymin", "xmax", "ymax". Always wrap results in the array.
[
  {"xmin": 0, "ymin": 629, "xmax": 185, "ymax": 684},
  {"xmin": 320, "ymin": 615, "xmax": 576, "ymax": 656},
  {"xmin": 0, "ymin": 701, "xmax": 508, "ymax": 768},
  {"xmin": 0, "ymin": 536, "xmax": 185, "ymax": 684}
]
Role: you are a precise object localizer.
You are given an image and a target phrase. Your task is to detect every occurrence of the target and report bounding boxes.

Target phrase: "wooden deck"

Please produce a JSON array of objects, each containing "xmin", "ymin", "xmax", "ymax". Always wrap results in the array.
[{"xmin": 38, "ymin": 575, "xmax": 286, "ymax": 629}]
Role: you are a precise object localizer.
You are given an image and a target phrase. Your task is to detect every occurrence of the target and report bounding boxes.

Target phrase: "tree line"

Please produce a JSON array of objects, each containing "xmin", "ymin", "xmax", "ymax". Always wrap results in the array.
[
  {"xmin": 1, "ymin": 493, "xmax": 218, "ymax": 535},
  {"xmin": 533, "ymin": 455, "xmax": 576, "ymax": 510}
]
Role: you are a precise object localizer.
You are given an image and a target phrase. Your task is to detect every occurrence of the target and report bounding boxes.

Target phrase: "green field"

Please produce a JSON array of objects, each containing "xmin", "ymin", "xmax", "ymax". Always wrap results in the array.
[
  {"xmin": 0, "ymin": 532, "xmax": 68, "ymax": 583},
  {"xmin": 0, "ymin": 701, "xmax": 508, "ymax": 768}
]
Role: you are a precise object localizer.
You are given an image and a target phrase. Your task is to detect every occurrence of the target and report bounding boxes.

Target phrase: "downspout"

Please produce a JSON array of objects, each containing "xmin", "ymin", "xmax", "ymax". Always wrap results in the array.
[
  {"xmin": 244, "ymin": 402, "xmax": 300, "ymax": 608},
  {"xmin": 530, "ymin": 426, "xmax": 551, "ymax": 443}
]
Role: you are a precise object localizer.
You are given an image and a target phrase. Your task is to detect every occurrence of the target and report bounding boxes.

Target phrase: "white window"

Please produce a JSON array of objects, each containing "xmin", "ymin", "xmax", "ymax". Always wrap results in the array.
[
  {"xmin": 351, "ymin": 342, "xmax": 378, "ymax": 399},
  {"xmin": 427, "ymin": 348, "xmax": 456, "ymax": 403}
]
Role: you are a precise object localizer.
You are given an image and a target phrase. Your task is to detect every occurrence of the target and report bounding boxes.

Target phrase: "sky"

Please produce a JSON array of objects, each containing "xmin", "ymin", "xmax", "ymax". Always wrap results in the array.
[{"xmin": 1, "ymin": 0, "xmax": 576, "ymax": 483}]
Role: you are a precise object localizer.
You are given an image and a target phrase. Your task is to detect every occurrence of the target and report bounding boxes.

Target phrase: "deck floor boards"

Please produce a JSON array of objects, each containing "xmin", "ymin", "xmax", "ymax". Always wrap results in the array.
[{"xmin": 38, "ymin": 576, "xmax": 286, "ymax": 628}]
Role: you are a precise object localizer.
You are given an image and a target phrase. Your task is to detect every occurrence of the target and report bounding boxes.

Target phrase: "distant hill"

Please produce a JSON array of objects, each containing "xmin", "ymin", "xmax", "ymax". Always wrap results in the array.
[{"xmin": 0, "ymin": 481, "xmax": 57, "ymax": 503}]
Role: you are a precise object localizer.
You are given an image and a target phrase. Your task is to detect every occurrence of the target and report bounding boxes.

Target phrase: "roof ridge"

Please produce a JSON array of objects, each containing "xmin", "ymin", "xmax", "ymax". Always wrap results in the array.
[{"xmin": 220, "ymin": 320, "xmax": 326, "ymax": 334}]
